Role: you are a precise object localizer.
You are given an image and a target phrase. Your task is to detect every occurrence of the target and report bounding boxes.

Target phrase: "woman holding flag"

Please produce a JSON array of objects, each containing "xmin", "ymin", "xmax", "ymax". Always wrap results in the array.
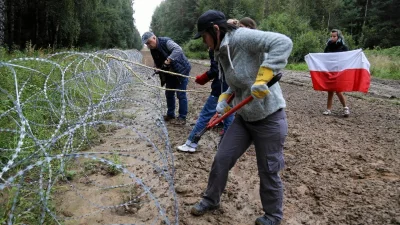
[{"xmin": 323, "ymin": 29, "xmax": 350, "ymax": 117}]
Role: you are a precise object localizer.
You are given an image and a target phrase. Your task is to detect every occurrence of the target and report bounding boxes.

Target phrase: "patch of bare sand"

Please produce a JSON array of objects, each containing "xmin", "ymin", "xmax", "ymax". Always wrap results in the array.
[{"xmin": 56, "ymin": 66, "xmax": 179, "ymax": 224}]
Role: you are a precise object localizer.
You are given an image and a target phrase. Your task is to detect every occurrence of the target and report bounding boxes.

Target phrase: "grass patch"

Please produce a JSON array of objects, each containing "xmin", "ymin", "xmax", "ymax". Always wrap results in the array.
[
  {"xmin": 0, "ymin": 48, "xmax": 115, "ymax": 224},
  {"xmin": 286, "ymin": 62, "xmax": 308, "ymax": 71},
  {"xmin": 0, "ymin": 186, "xmax": 57, "ymax": 224},
  {"xmin": 364, "ymin": 51, "xmax": 400, "ymax": 80},
  {"xmin": 185, "ymin": 50, "xmax": 208, "ymax": 60}
]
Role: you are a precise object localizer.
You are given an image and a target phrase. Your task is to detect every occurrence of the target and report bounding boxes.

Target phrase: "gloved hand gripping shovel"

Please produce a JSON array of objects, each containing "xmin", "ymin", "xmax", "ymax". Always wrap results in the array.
[{"xmin": 193, "ymin": 72, "xmax": 282, "ymax": 143}]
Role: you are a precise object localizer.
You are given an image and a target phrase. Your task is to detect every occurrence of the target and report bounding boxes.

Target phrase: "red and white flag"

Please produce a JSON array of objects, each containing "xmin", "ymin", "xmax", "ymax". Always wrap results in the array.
[{"xmin": 305, "ymin": 49, "xmax": 371, "ymax": 93}]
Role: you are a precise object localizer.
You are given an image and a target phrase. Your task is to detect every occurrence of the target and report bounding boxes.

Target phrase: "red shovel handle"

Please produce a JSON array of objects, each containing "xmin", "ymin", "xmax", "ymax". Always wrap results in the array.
[
  {"xmin": 194, "ymin": 73, "xmax": 282, "ymax": 143},
  {"xmin": 226, "ymin": 92, "xmax": 235, "ymax": 104},
  {"xmin": 206, "ymin": 96, "xmax": 253, "ymax": 129}
]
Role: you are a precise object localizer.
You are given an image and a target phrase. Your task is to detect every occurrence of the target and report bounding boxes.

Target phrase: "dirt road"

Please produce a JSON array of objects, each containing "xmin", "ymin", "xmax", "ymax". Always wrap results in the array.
[
  {"xmin": 58, "ymin": 51, "xmax": 400, "ymax": 225},
  {"xmin": 164, "ymin": 52, "xmax": 400, "ymax": 225}
]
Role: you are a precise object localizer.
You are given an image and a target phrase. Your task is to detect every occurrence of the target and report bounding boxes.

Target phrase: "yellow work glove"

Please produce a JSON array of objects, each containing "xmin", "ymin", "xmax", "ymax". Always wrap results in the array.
[
  {"xmin": 216, "ymin": 92, "xmax": 232, "ymax": 114},
  {"xmin": 251, "ymin": 67, "xmax": 274, "ymax": 99}
]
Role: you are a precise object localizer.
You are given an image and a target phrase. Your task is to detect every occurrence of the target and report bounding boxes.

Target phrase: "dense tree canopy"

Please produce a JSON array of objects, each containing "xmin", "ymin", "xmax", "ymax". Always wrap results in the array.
[
  {"xmin": 0, "ymin": 0, "xmax": 397, "ymax": 52},
  {"xmin": 0, "ymin": 0, "xmax": 142, "ymax": 50},
  {"xmin": 0, "ymin": 0, "xmax": 4, "ymax": 46},
  {"xmin": 150, "ymin": 0, "xmax": 399, "ymax": 49}
]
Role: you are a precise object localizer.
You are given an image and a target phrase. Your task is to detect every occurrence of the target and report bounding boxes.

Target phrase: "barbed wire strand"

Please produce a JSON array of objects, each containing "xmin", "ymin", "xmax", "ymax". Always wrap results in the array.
[{"xmin": 0, "ymin": 49, "xmax": 200, "ymax": 224}]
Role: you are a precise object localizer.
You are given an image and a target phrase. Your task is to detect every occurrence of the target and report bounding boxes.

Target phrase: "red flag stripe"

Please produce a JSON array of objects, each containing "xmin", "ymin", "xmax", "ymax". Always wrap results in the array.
[{"xmin": 310, "ymin": 69, "xmax": 371, "ymax": 93}]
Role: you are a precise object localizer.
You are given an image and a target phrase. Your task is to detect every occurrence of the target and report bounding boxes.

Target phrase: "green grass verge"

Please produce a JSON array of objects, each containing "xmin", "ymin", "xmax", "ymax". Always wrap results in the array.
[
  {"xmin": 286, "ymin": 62, "xmax": 308, "ymax": 71},
  {"xmin": 0, "ymin": 48, "xmax": 112, "ymax": 224},
  {"xmin": 364, "ymin": 47, "xmax": 400, "ymax": 80}
]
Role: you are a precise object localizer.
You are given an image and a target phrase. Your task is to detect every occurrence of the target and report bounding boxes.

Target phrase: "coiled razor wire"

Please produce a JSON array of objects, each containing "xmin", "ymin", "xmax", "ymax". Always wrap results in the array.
[{"xmin": 0, "ymin": 49, "xmax": 205, "ymax": 224}]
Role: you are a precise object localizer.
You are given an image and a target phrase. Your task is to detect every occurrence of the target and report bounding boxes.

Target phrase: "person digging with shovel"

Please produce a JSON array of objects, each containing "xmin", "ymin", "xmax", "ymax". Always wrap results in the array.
[{"xmin": 190, "ymin": 10, "xmax": 293, "ymax": 225}]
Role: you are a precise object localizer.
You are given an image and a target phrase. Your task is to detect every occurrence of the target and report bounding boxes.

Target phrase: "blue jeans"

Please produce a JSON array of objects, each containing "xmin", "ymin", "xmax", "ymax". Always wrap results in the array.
[
  {"xmin": 187, "ymin": 95, "xmax": 234, "ymax": 145},
  {"xmin": 165, "ymin": 78, "xmax": 188, "ymax": 119}
]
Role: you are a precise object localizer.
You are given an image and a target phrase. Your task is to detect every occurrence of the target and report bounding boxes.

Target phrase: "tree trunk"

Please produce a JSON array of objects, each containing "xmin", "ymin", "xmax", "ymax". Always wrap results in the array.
[
  {"xmin": 363, "ymin": 0, "xmax": 369, "ymax": 28},
  {"xmin": 45, "ymin": 1, "xmax": 50, "ymax": 47},
  {"xmin": 327, "ymin": 11, "xmax": 331, "ymax": 30},
  {"xmin": 36, "ymin": 0, "xmax": 39, "ymax": 46},
  {"xmin": 54, "ymin": 23, "xmax": 59, "ymax": 48},
  {"xmin": 6, "ymin": 0, "xmax": 14, "ymax": 50},
  {"xmin": 0, "ymin": 0, "xmax": 5, "ymax": 46},
  {"xmin": 361, "ymin": 0, "xmax": 369, "ymax": 38}
]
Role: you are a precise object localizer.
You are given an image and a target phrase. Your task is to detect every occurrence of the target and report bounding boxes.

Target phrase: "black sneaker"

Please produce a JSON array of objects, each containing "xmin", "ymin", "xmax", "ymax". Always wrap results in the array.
[
  {"xmin": 255, "ymin": 215, "xmax": 281, "ymax": 225},
  {"xmin": 163, "ymin": 115, "xmax": 175, "ymax": 121},
  {"xmin": 190, "ymin": 201, "xmax": 220, "ymax": 216}
]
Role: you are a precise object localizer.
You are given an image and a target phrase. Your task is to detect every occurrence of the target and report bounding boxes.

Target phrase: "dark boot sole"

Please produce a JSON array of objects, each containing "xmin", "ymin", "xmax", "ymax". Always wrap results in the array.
[{"xmin": 190, "ymin": 205, "xmax": 220, "ymax": 216}]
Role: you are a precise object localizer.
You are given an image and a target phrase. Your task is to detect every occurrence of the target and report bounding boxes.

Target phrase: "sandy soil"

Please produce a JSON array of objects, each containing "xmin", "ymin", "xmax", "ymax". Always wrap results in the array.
[{"xmin": 57, "ymin": 51, "xmax": 400, "ymax": 225}]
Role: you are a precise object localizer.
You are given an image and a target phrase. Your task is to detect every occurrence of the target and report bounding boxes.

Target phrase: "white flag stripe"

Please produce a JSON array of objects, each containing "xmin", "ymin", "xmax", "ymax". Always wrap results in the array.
[{"xmin": 305, "ymin": 49, "xmax": 370, "ymax": 72}]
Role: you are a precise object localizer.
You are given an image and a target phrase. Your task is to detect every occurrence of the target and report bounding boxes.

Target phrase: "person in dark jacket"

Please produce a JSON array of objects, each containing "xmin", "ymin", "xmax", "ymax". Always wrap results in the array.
[
  {"xmin": 142, "ymin": 31, "xmax": 191, "ymax": 125},
  {"xmin": 176, "ymin": 49, "xmax": 234, "ymax": 152},
  {"xmin": 323, "ymin": 29, "xmax": 350, "ymax": 117}
]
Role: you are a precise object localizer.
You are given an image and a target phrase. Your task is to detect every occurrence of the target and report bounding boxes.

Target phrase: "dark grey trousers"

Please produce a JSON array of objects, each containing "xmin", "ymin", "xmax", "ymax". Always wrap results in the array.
[{"xmin": 203, "ymin": 109, "xmax": 287, "ymax": 221}]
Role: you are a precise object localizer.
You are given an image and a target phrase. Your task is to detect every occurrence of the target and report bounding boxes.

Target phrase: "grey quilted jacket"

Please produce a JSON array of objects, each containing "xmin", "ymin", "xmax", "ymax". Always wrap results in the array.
[{"xmin": 215, "ymin": 28, "xmax": 293, "ymax": 121}]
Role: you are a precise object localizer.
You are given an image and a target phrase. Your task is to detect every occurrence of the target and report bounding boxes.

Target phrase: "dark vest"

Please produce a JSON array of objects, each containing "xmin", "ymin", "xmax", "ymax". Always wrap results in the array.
[{"xmin": 150, "ymin": 37, "xmax": 191, "ymax": 81}]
